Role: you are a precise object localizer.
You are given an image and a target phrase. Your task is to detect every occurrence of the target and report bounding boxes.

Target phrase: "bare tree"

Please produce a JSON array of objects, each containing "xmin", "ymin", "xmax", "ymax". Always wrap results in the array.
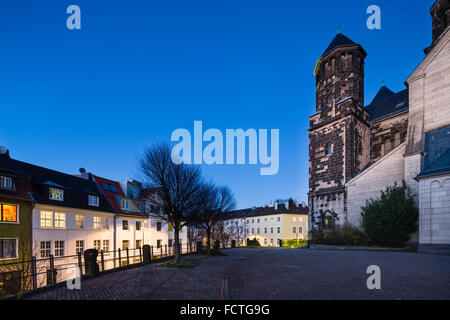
[
  {"xmin": 211, "ymin": 220, "xmax": 231, "ymax": 248},
  {"xmin": 225, "ymin": 218, "xmax": 247, "ymax": 246},
  {"xmin": 194, "ymin": 184, "xmax": 236, "ymax": 255},
  {"xmin": 138, "ymin": 143, "xmax": 205, "ymax": 264}
]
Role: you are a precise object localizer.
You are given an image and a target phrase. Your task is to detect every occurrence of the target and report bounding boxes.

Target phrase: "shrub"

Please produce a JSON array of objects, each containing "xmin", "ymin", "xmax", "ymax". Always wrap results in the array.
[
  {"xmin": 246, "ymin": 238, "xmax": 261, "ymax": 247},
  {"xmin": 361, "ymin": 181, "xmax": 418, "ymax": 248},
  {"xmin": 280, "ymin": 239, "xmax": 308, "ymax": 247},
  {"xmin": 309, "ymin": 224, "xmax": 367, "ymax": 246}
]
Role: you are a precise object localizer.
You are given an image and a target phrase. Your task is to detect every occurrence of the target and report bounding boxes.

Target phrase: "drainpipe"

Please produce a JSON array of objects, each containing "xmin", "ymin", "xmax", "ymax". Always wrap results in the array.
[{"xmin": 113, "ymin": 215, "xmax": 117, "ymax": 261}]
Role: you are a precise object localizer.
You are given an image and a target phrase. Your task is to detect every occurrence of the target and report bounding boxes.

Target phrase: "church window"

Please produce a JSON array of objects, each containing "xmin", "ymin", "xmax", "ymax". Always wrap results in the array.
[
  {"xmin": 394, "ymin": 132, "xmax": 401, "ymax": 148},
  {"xmin": 326, "ymin": 144, "xmax": 333, "ymax": 156},
  {"xmin": 327, "ymin": 96, "xmax": 333, "ymax": 105},
  {"xmin": 384, "ymin": 140, "xmax": 392, "ymax": 154},
  {"xmin": 341, "ymin": 53, "xmax": 352, "ymax": 67}
]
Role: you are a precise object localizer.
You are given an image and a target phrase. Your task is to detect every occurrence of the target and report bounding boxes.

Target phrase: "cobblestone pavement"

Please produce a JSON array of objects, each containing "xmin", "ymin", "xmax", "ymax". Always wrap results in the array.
[
  {"xmin": 27, "ymin": 248, "xmax": 450, "ymax": 300},
  {"xmin": 228, "ymin": 248, "xmax": 450, "ymax": 300}
]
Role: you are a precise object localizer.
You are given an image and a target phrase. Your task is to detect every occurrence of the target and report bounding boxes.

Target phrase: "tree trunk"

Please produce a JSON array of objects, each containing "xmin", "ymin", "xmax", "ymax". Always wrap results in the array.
[
  {"xmin": 174, "ymin": 228, "xmax": 180, "ymax": 264},
  {"xmin": 206, "ymin": 229, "xmax": 211, "ymax": 256}
]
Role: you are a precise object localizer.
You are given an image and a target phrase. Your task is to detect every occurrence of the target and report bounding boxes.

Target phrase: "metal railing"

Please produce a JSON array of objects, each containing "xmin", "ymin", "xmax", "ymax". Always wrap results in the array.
[{"xmin": 0, "ymin": 240, "xmax": 241, "ymax": 299}]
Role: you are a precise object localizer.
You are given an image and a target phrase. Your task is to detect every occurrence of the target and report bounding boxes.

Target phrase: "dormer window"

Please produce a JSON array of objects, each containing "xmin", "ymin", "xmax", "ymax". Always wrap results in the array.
[
  {"xmin": 49, "ymin": 188, "xmax": 64, "ymax": 201},
  {"xmin": 0, "ymin": 176, "xmax": 13, "ymax": 190},
  {"xmin": 88, "ymin": 195, "xmax": 99, "ymax": 207},
  {"xmin": 121, "ymin": 199, "xmax": 129, "ymax": 210}
]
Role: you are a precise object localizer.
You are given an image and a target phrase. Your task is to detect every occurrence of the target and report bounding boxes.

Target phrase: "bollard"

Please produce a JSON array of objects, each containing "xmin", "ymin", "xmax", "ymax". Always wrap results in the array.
[
  {"xmin": 143, "ymin": 245, "xmax": 151, "ymax": 264},
  {"xmin": 84, "ymin": 249, "xmax": 99, "ymax": 277},
  {"xmin": 196, "ymin": 241, "xmax": 203, "ymax": 254},
  {"xmin": 100, "ymin": 250, "xmax": 105, "ymax": 271},
  {"xmin": 214, "ymin": 240, "xmax": 220, "ymax": 253}
]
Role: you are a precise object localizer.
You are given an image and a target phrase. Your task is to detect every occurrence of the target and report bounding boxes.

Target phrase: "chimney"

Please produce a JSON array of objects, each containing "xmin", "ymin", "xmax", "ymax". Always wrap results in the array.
[
  {"xmin": 0, "ymin": 146, "xmax": 10, "ymax": 157},
  {"xmin": 78, "ymin": 168, "xmax": 90, "ymax": 180}
]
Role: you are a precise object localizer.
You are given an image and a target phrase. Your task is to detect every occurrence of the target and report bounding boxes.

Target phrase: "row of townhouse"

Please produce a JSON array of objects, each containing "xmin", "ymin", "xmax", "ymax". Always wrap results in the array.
[
  {"xmin": 206, "ymin": 199, "xmax": 308, "ymax": 247},
  {"xmin": 0, "ymin": 147, "xmax": 187, "ymax": 296}
]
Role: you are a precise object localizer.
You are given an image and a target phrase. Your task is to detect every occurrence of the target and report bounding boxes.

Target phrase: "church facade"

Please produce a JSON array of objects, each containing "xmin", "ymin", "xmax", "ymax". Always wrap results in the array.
[{"xmin": 308, "ymin": 0, "xmax": 450, "ymax": 252}]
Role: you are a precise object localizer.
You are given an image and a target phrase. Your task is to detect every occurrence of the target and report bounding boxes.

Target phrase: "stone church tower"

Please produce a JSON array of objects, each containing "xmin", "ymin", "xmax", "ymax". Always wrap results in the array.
[{"xmin": 308, "ymin": 33, "xmax": 370, "ymax": 228}]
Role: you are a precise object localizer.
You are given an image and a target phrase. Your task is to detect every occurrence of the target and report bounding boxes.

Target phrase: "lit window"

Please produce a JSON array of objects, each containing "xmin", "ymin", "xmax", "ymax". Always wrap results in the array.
[
  {"xmin": 168, "ymin": 223, "xmax": 172, "ymax": 232},
  {"xmin": 123, "ymin": 220, "xmax": 128, "ymax": 230},
  {"xmin": 49, "ymin": 188, "xmax": 64, "ymax": 201},
  {"xmin": 94, "ymin": 240, "xmax": 101, "ymax": 251},
  {"xmin": 0, "ymin": 239, "xmax": 17, "ymax": 259},
  {"xmin": 88, "ymin": 195, "xmax": 99, "ymax": 207},
  {"xmin": 121, "ymin": 199, "xmax": 129, "ymax": 210},
  {"xmin": 76, "ymin": 214, "xmax": 84, "ymax": 229},
  {"xmin": 293, "ymin": 217, "xmax": 297, "ymax": 222},
  {"xmin": 40, "ymin": 241, "xmax": 51, "ymax": 258},
  {"xmin": 54, "ymin": 241, "xmax": 64, "ymax": 257},
  {"xmin": 75, "ymin": 240, "xmax": 84, "ymax": 255},
  {"xmin": 102, "ymin": 217, "xmax": 109, "ymax": 230},
  {"xmin": 102, "ymin": 240, "xmax": 110, "ymax": 252},
  {"xmin": 93, "ymin": 216, "xmax": 101, "ymax": 229},
  {"xmin": 0, "ymin": 176, "xmax": 13, "ymax": 190},
  {"xmin": 40, "ymin": 211, "xmax": 53, "ymax": 228},
  {"xmin": 54, "ymin": 212, "xmax": 66, "ymax": 228},
  {"xmin": 0, "ymin": 204, "xmax": 18, "ymax": 222}
]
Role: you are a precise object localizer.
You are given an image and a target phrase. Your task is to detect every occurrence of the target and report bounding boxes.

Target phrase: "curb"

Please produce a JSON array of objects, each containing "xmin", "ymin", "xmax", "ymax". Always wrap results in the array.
[{"xmin": 308, "ymin": 244, "xmax": 414, "ymax": 252}]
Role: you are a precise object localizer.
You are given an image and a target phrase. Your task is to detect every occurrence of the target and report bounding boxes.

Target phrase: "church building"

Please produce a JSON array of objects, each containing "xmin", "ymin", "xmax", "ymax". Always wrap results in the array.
[{"xmin": 308, "ymin": 0, "xmax": 450, "ymax": 252}]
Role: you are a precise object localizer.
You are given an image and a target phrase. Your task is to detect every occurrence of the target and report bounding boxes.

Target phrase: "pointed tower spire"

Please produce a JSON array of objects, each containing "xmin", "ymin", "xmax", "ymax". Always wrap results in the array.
[{"xmin": 337, "ymin": 24, "xmax": 341, "ymax": 34}]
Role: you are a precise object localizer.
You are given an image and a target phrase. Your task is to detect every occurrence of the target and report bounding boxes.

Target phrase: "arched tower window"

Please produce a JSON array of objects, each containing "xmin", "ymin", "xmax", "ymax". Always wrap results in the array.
[{"xmin": 326, "ymin": 144, "xmax": 333, "ymax": 156}]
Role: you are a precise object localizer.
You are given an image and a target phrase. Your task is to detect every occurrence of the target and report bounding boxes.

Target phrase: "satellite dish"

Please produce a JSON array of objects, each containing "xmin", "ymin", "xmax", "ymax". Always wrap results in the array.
[{"xmin": 0, "ymin": 146, "xmax": 8, "ymax": 155}]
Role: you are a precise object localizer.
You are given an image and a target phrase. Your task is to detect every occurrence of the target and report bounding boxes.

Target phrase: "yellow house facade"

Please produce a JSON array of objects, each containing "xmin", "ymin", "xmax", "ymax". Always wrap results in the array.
[
  {"xmin": 225, "ymin": 200, "xmax": 309, "ymax": 247},
  {"xmin": 246, "ymin": 213, "xmax": 308, "ymax": 247}
]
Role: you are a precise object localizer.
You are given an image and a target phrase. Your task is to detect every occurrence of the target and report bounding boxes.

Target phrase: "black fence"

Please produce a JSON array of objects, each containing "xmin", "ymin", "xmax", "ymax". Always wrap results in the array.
[{"xmin": 0, "ymin": 240, "xmax": 242, "ymax": 299}]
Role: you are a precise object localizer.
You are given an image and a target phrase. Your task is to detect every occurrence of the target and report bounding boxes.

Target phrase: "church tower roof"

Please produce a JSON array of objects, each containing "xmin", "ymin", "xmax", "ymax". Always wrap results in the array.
[
  {"xmin": 370, "ymin": 86, "xmax": 395, "ymax": 104},
  {"xmin": 321, "ymin": 33, "xmax": 358, "ymax": 58}
]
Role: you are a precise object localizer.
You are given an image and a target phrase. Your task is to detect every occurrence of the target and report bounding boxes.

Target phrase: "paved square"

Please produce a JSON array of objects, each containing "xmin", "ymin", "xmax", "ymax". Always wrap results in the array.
[{"xmin": 27, "ymin": 248, "xmax": 450, "ymax": 300}]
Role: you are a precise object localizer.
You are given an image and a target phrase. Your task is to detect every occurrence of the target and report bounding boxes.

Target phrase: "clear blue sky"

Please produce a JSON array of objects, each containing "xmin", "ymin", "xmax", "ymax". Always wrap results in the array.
[{"xmin": 0, "ymin": 0, "xmax": 435, "ymax": 209}]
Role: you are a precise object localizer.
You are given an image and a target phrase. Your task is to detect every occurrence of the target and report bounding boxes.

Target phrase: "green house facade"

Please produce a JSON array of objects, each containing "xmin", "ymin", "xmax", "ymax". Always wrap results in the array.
[{"xmin": 0, "ymin": 147, "xmax": 33, "ymax": 297}]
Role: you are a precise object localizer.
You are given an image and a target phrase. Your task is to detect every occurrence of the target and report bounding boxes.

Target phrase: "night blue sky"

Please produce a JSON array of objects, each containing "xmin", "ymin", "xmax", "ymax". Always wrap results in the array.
[{"xmin": 0, "ymin": 0, "xmax": 435, "ymax": 209}]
